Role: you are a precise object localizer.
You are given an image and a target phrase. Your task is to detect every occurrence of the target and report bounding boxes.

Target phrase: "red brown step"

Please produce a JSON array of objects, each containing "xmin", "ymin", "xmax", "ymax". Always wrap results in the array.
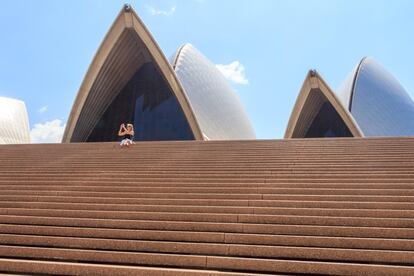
[
  {"xmin": 0, "ymin": 258, "xmax": 267, "ymax": 276},
  {"xmin": 1, "ymin": 215, "xmax": 413, "ymax": 239},
  {"xmin": 1, "ymin": 224, "xmax": 413, "ymax": 251},
  {"xmin": 1, "ymin": 201, "xmax": 414, "ymax": 218},
  {"xmin": 1, "ymin": 245, "xmax": 414, "ymax": 275}
]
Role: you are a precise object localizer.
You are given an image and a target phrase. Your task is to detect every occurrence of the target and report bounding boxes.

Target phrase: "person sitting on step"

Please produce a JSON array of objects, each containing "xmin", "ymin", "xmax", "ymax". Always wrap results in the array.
[{"xmin": 118, "ymin": 123, "xmax": 135, "ymax": 148}]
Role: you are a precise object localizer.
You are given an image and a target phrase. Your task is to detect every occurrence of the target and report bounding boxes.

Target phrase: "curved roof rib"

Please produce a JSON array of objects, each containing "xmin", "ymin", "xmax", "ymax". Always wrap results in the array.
[
  {"xmin": 63, "ymin": 6, "xmax": 202, "ymax": 142},
  {"xmin": 336, "ymin": 57, "xmax": 366, "ymax": 111},
  {"xmin": 285, "ymin": 70, "xmax": 363, "ymax": 138},
  {"xmin": 171, "ymin": 44, "xmax": 256, "ymax": 140}
]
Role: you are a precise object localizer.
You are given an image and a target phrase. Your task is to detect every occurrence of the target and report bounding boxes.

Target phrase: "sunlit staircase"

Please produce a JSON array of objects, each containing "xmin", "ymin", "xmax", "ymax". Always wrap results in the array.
[{"xmin": 0, "ymin": 138, "xmax": 413, "ymax": 275}]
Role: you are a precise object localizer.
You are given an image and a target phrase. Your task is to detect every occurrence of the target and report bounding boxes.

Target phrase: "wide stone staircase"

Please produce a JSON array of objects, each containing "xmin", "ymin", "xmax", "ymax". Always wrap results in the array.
[{"xmin": 0, "ymin": 138, "xmax": 413, "ymax": 275}]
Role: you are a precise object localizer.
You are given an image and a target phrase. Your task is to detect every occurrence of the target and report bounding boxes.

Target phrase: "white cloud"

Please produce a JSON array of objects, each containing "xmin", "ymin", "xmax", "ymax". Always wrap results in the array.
[
  {"xmin": 30, "ymin": 119, "xmax": 66, "ymax": 143},
  {"xmin": 216, "ymin": 61, "xmax": 249, "ymax": 85},
  {"xmin": 38, "ymin": 105, "xmax": 48, "ymax": 114},
  {"xmin": 146, "ymin": 5, "xmax": 176, "ymax": 16}
]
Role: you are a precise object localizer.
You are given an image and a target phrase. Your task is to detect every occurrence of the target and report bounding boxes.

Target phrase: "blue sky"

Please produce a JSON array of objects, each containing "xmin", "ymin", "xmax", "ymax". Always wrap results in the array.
[{"xmin": 1, "ymin": 0, "xmax": 414, "ymax": 142}]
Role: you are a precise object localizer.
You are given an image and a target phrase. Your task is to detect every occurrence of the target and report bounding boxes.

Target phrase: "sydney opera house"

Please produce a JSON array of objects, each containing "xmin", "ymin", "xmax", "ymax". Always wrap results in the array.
[
  {"xmin": 2, "ymin": 5, "xmax": 414, "ymax": 144},
  {"xmin": 2, "ymin": 5, "xmax": 414, "ymax": 275}
]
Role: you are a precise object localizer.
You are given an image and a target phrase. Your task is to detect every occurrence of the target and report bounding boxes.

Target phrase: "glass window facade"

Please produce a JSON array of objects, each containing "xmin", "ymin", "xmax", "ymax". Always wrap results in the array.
[
  {"xmin": 87, "ymin": 62, "xmax": 194, "ymax": 142},
  {"xmin": 305, "ymin": 102, "xmax": 353, "ymax": 138}
]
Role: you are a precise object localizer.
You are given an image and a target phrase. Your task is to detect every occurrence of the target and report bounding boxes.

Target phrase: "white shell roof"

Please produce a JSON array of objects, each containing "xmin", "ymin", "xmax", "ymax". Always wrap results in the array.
[
  {"xmin": 171, "ymin": 44, "xmax": 256, "ymax": 140},
  {"xmin": 0, "ymin": 96, "xmax": 30, "ymax": 144},
  {"xmin": 337, "ymin": 57, "xmax": 414, "ymax": 137}
]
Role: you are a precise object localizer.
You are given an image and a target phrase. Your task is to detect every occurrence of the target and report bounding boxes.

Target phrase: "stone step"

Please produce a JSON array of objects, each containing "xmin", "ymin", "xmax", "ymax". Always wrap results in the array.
[
  {"xmin": 1, "ymin": 215, "xmax": 413, "ymax": 239},
  {"xmin": 2, "ymin": 186, "xmax": 413, "ymax": 196},
  {"xmin": 1, "ymin": 201, "xmax": 414, "ymax": 218},
  {"xmin": 0, "ymin": 225, "xmax": 413, "ymax": 251},
  {"xmin": 2, "ymin": 234, "xmax": 414, "ymax": 265},
  {"xmin": 2, "ymin": 191, "xmax": 414, "ymax": 203},
  {"xmin": 2, "ymin": 208, "xmax": 414, "ymax": 227},
  {"xmin": 1, "ymin": 245, "xmax": 413, "ymax": 275},
  {"xmin": 1, "ymin": 158, "xmax": 412, "ymax": 163},
  {"xmin": 1, "ymin": 195, "xmax": 414, "ymax": 209},
  {"xmin": 2, "ymin": 164, "xmax": 411, "ymax": 170},
  {"xmin": 2, "ymin": 176, "xmax": 414, "ymax": 184},
  {"xmin": 2, "ymin": 182, "xmax": 414, "ymax": 189},
  {"xmin": 0, "ymin": 258, "xmax": 265, "ymax": 276},
  {"xmin": 0, "ymin": 152, "xmax": 412, "ymax": 158},
  {"xmin": 0, "ymin": 155, "xmax": 412, "ymax": 161},
  {"xmin": 3, "ymin": 180, "xmax": 414, "ymax": 189}
]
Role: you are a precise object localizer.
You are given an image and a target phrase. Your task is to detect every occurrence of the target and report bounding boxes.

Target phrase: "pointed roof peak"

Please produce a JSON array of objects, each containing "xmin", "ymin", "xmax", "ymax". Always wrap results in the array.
[{"xmin": 123, "ymin": 3, "xmax": 132, "ymax": 12}]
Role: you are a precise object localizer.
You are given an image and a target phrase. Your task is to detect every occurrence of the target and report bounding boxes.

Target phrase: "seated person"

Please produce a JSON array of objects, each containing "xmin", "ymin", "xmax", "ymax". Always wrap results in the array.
[{"xmin": 118, "ymin": 123, "xmax": 135, "ymax": 147}]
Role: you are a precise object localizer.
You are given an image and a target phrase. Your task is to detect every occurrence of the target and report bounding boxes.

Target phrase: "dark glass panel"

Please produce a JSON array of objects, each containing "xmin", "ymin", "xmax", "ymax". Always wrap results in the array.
[
  {"xmin": 305, "ymin": 102, "xmax": 353, "ymax": 138},
  {"xmin": 87, "ymin": 62, "xmax": 194, "ymax": 142}
]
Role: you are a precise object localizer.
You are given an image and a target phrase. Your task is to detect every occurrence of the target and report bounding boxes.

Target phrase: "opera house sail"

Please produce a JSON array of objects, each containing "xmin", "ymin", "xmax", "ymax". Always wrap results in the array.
[
  {"xmin": 171, "ymin": 44, "xmax": 255, "ymax": 140},
  {"xmin": 285, "ymin": 57, "xmax": 414, "ymax": 138},
  {"xmin": 0, "ymin": 96, "xmax": 30, "ymax": 144},
  {"xmin": 337, "ymin": 57, "xmax": 414, "ymax": 137},
  {"xmin": 62, "ymin": 5, "xmax": 255, "ymax": 143}
]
